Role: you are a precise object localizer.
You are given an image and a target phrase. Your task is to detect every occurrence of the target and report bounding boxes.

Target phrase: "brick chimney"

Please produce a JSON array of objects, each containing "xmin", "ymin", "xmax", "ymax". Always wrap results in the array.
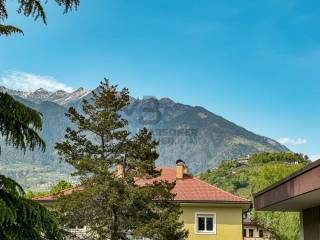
[
  {"xmin": 115, "ymin": 164, "xmax": 124, "ymax": 178},
  {"xmin": 176, "ymin": 159, "xmax": 187, "ymax": 179}
]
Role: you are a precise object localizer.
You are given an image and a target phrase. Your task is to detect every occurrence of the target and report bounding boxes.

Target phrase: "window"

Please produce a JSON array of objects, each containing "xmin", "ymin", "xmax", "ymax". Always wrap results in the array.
[
  {"xmin": 259, "ymin": 229, "xmax": 264, "ymax": 238},
  {"xmin": 195, "ymin": 213, "xmax": 216, "ymax": 234},
  {"xmin": 243, "ymin": 229, "xmax": 247, "ymax": 237},
  {"xmin": 249, "ymin": 229, "xmax": 254, "ymax": 237}
]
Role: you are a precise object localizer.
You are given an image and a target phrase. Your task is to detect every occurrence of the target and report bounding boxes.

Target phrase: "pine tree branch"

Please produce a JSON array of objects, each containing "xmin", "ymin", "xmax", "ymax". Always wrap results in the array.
[
  {"xmin": 17, "ymin": 0, "xmax": 47, "ymax": 24},
  {"xmin": 0, "ymin": 93, "xmax": 45, "ymax": 152},
  {"xmin": 0, "ymin": 24, "xmax": 23, "ymax": 36},
  {"xmin": 0, "ymin": 0, "xmax": 80, "ymax": 36},
  {"xmin": 55, "ymin": 0, "xmax": 80, "ymax": 13},
  {"xmin": 0, "ymin": 0, "xmax": 8, "ymax": 21}
]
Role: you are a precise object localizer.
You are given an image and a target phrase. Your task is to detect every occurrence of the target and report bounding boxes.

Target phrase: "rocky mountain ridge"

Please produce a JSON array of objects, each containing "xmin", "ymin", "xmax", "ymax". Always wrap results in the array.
[
  {"xmin": 0, "ymin": 86, "xmax": 289, "ymax": 191},
  {"xmin": 0, "ymin": 86, "xmax": 91, "ymax": 106}
]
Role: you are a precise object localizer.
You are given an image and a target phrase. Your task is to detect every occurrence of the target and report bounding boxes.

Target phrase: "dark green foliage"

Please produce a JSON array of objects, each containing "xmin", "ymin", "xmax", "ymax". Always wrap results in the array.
[
  {"xmin": 0, "ymin": 24, "xmax": 23, "ymax": 36},
  {"xmin": 0, "ymin": 93, "xmax": 62, "ymax": 239},
  {"xmin": 0, "ymin": 0, "xmax": 79, "ymax": 36},
  {"xmin": 55, "ymin": 80, "xmax": 188, "ymax": 240},
  {"xmin": 0, "ymin": 175, "xmax": 62, "ymax": 240},
  {"xmin": 0, "ymin": 93, "xmax": 45, "ymax": 152},
  {"xmin": 201, "ymin": 152, "xmax": 310, "ymax": 240}
]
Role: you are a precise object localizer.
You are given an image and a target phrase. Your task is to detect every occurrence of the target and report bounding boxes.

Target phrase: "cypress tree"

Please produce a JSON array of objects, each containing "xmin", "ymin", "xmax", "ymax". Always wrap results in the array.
[{"xmin": 55, "ymin": 80, "xmax": 188, "ymax": 240}]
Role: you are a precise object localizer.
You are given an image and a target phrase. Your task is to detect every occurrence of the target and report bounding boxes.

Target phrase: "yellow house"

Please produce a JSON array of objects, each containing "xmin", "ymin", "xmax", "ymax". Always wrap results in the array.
[{"xmin": 34, "ymin": 160, "xmax": 251, "ymax": 240}]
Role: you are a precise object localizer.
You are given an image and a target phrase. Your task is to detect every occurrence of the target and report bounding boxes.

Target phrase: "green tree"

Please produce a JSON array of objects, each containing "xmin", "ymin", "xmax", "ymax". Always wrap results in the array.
[
  {"xmin": 50, "ymin": 180, "xmax": 73, "ymax": 195},
  {"xmin": 25, "ymin": 180, "xmax": 73, "ymax": 199},
  {"xmin": 0, "ymin": 93, "xmax": 62, "ymax": 240},
  {"xmin": 55, "ymin": 80, "xmax": 188, "ymax": 240},
  {"xmin": 248, "ymin": 152, "xmax": 309, "ymax": 165},
  {"xmin": 250, "ymin": 163, "xmax": 303, "ymax": 240},
  {"xmin": 0, "ymin": 0, "xmax": 80, "ymax": 36},
  {"xmin": 201, "ymin": 152, "xmax": 310, "ymax": 240}
]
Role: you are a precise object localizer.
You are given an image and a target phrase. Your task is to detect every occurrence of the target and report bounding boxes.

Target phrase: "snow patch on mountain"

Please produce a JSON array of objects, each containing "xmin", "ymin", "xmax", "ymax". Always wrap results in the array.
[{"xmin": 0, "ymin": 86, "xmax": 91, "ymax": 106}]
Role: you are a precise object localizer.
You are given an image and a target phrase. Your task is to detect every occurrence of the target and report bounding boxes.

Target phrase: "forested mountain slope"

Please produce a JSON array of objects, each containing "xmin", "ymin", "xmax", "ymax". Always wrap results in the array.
[{"xmin": 0, "ymin": 86, "xmax": 288, "ymax": 190}]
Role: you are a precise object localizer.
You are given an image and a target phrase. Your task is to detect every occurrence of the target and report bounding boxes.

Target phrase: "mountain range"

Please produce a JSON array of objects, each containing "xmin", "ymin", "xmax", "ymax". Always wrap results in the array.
[{"xmin": 0, "ymin": 86, "xmax": 289, "ymax": 191}]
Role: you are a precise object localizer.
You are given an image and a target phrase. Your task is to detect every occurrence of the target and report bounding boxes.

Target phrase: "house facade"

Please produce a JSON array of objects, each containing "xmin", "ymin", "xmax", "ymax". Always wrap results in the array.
[
  {"xmin": 34, "ymin": 160, "xmax": 251, "ymax": 240},
  {"xmin": 242, "ymin": 217, "xmax": 274, "ymax": 240}
]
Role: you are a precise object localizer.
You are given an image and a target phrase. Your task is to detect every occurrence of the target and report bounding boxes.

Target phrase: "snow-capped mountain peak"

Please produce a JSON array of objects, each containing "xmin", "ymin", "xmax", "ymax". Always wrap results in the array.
[
  {"xmin": 34, "ymin": 88, "xmax": 49, "ymax": 94},
  {"xmin": 0, "ymin": 86, "xmax": 91, "ymax": 106},
  {"xmin": 57, "ymin": 87, "xmax": 91, "ymax": 105}
]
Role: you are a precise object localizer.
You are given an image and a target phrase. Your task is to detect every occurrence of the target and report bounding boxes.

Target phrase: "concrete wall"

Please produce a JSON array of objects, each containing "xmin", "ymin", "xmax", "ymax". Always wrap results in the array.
[
  {"xmin": 180, "ymin": 206, "xmax": 243, "ymax": 240},
  {"xmin": 302, "ymin": 206, "xmax": 320, "ymax": 240}
]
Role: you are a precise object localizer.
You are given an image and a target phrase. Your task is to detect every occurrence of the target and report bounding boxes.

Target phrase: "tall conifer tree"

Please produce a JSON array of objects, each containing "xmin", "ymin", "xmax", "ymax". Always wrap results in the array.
[{"xmin": 55, "ymin": 80, "xmax": 188, "ymax": 240}]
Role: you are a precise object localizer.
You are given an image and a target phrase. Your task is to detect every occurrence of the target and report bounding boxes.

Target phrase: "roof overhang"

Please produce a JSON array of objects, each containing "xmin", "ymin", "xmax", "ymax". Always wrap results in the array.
[
  {"xmin": 177, "ymin": 200, "xmax": 252, "ymax": 211},
  {"xmin": 35, "ymin": 199, "xmax": 252, "ymax": 211},
  {"xmin": 254, "ymin": 159, "xmax": 320, "ymax": 211}
]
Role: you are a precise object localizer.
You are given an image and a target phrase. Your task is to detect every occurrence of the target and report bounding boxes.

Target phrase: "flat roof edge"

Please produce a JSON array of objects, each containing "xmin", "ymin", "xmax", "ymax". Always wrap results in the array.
[{"xmin": 253, "ymin": 158, "xmax": 320, "ymax": 198}]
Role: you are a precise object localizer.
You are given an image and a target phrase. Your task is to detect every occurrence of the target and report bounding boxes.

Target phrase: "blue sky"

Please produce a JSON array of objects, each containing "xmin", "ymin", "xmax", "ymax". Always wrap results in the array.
[{"xmin": 0, "ymin": 0, "xmax": 319, "ymax": 159}]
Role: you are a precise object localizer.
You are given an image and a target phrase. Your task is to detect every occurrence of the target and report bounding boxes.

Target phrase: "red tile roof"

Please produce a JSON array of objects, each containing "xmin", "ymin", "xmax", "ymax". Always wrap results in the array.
[
  {"xmin": 136, "ymin": 168, "xmax": 250, "ymax": 203},
  {"xmin": 33, "ymin": 168, "xmax": 250, "ymax": 204}
]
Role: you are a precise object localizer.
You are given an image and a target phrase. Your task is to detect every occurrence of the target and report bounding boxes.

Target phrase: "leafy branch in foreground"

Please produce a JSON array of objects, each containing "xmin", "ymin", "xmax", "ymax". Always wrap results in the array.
[
  {"xmin": 0, "ymin": 0, "xmax": 80, "ymax": 36},
  {"xmin": 0, "ymin": 93, "xmax": 62, "ymax": 239},
  {"xmin": 0, "ymin": 93, "xmax": 45, "ymax": 152},
  {"xmin": 0, "ymin": 175, "xmax": 62, "ymax": 240}
]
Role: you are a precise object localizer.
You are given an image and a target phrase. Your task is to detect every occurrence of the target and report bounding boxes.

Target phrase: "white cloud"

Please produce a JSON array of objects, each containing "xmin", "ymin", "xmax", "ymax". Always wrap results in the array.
[
  {"xmin": 277, "ymin": 137, "xmax": 308, "ymax": 145},
  {"xmin": 0, "ymin": 71, "xmax": 74, "ymax": 92},
  {"xmin": 309, "ymin": 154, "xmax": 320, "ymax": 161}
]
